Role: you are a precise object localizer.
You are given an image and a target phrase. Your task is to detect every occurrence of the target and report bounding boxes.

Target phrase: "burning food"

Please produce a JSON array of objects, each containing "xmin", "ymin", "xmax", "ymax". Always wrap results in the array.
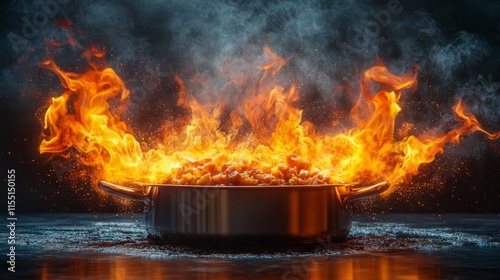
[{"xmin": 168, "ymin": 155, "xmax": 327, "ymax": 186}]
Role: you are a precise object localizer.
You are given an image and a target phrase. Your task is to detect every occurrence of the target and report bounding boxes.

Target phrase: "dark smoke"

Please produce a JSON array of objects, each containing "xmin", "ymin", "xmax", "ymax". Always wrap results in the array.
[{"xmin": 1, "ymin": 0, "xmax": 499, "ymax": 212}]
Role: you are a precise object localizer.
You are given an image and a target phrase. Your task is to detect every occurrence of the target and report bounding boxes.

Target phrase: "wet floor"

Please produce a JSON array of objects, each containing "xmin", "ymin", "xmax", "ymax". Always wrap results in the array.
[{"xmin": 2, "ymin": 213, "xmax": 499, "ymax": 279}]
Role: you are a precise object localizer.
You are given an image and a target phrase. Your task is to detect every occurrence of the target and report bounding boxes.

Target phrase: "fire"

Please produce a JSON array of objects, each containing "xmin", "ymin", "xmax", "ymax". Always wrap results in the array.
[{"xmin": 39, "ymin": 45, "xmax": 499, "ymax": 191}]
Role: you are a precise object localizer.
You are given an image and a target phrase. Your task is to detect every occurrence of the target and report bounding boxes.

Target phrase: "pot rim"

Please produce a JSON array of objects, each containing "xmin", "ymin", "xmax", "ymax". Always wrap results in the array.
[
  {"xmin": 98, "ymin": 180, "xmax": 388, "ymax": 210},
  {"xmin": 133, "ymin": 182, "xmax": 358, "ymax": 190}
]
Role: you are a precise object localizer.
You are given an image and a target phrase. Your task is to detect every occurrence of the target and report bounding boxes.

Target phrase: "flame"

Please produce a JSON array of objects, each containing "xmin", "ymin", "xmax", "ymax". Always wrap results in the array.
[{"xmin": 39, "ymin": 45, "xmax": 499, "ymax": 190}]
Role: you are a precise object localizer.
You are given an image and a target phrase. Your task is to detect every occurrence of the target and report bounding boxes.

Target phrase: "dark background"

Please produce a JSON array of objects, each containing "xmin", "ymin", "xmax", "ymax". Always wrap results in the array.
[{"xmin": 0, "ymin": 0, "xmax": 499, "ymax": 213}]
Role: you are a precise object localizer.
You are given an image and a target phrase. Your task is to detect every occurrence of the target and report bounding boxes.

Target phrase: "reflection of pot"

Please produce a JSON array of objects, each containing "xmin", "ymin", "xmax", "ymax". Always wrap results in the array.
[{"xmin": 98, "ymin": 181, "xmax": 388, "ymax": 246}]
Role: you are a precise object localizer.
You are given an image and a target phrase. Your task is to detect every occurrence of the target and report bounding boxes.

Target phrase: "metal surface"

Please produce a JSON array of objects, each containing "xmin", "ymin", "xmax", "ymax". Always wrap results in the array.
[
  {"xmin": 98, "ymin": 181, "xmax": 388, "ymax": 246},
  {"xmin": 98, "ymin": 181, "xmax": 152, "ymax": 212},
  {"xmin": 342, "ymin": 182, "xmax": 389, "ymax": 205}
]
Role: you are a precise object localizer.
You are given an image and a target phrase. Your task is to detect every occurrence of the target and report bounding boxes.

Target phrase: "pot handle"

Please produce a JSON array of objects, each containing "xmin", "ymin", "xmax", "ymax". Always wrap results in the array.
[
  {"xmin": 342, "ymin": 181, "xmax": 389, "ymax": 206},
  {"xmin": 98, "ymin": 181, "xmax": 152, "ymax": 212}
]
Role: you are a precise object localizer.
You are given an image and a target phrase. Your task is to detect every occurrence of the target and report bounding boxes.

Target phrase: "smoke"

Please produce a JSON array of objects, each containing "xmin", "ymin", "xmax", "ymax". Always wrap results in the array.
[
  {"xmin": 48, "ymin": 1, "xmax": 497, "ymax": 126},
  {"xmin": 3, "ymin": 2, "xmax": 498, "ymax": 104},
  {"xmin": 3, "ymin": 0, "xmax": 499, "ymax": 141},
  {"xmin": 1, "ymin": 0, "xmax": 499, "ymax": 211}
]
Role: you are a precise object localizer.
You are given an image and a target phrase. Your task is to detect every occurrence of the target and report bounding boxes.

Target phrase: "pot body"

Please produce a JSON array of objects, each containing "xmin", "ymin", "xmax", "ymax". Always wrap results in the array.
[
  {"xmin": 147, "ymin": 185, "xmax": 350, "ymax": 246},
  {"xmin": 98, "ymin": 182, "xmax": 388, "ymax": 246}
]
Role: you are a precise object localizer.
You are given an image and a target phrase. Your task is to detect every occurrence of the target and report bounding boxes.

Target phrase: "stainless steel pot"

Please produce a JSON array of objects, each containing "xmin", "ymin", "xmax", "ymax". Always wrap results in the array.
[{"xmin": 98, "ymin": 181, "xmax": 388, "ymax": 246}]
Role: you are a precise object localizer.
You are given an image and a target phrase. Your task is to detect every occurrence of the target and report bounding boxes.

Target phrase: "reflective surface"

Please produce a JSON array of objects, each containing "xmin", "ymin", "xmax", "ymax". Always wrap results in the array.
[
  {"xmin": 26, "ymin": 253, "xmax": 473, "ymax": 280},
  {"xmin": 3, "ymin": 213, "xmax": 499, "ymax": 279}
]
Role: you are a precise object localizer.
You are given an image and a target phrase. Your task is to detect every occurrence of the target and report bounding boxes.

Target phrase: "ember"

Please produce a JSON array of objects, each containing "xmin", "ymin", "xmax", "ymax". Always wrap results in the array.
[{"xmin": 39, "ymin": 43, "xmax": 499, "ymax": 191}]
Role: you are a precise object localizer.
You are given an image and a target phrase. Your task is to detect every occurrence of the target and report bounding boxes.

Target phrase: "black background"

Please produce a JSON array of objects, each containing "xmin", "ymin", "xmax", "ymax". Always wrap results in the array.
[{"xmin": 0, "ymin": 0, "xmax": 499, "ymax": 213}]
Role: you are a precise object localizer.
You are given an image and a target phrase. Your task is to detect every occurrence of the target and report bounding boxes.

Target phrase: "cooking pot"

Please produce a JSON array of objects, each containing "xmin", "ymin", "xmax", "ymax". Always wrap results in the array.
[{"xmin": 98, "ymin": 181, "xmax": 388, "ymax": 247}]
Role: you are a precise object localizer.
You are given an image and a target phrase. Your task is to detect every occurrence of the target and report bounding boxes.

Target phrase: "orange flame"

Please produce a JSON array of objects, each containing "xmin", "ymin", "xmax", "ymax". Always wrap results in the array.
[{"xmin": 39, "ymin": 45, "xmax": 499, "ymax": 190}]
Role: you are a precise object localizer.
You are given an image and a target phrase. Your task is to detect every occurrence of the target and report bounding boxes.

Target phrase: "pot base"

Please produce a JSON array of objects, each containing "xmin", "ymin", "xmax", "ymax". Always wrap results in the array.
[{"xmin": 146, "ymin": 230, "xmax": 350, "ymax": 250}]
